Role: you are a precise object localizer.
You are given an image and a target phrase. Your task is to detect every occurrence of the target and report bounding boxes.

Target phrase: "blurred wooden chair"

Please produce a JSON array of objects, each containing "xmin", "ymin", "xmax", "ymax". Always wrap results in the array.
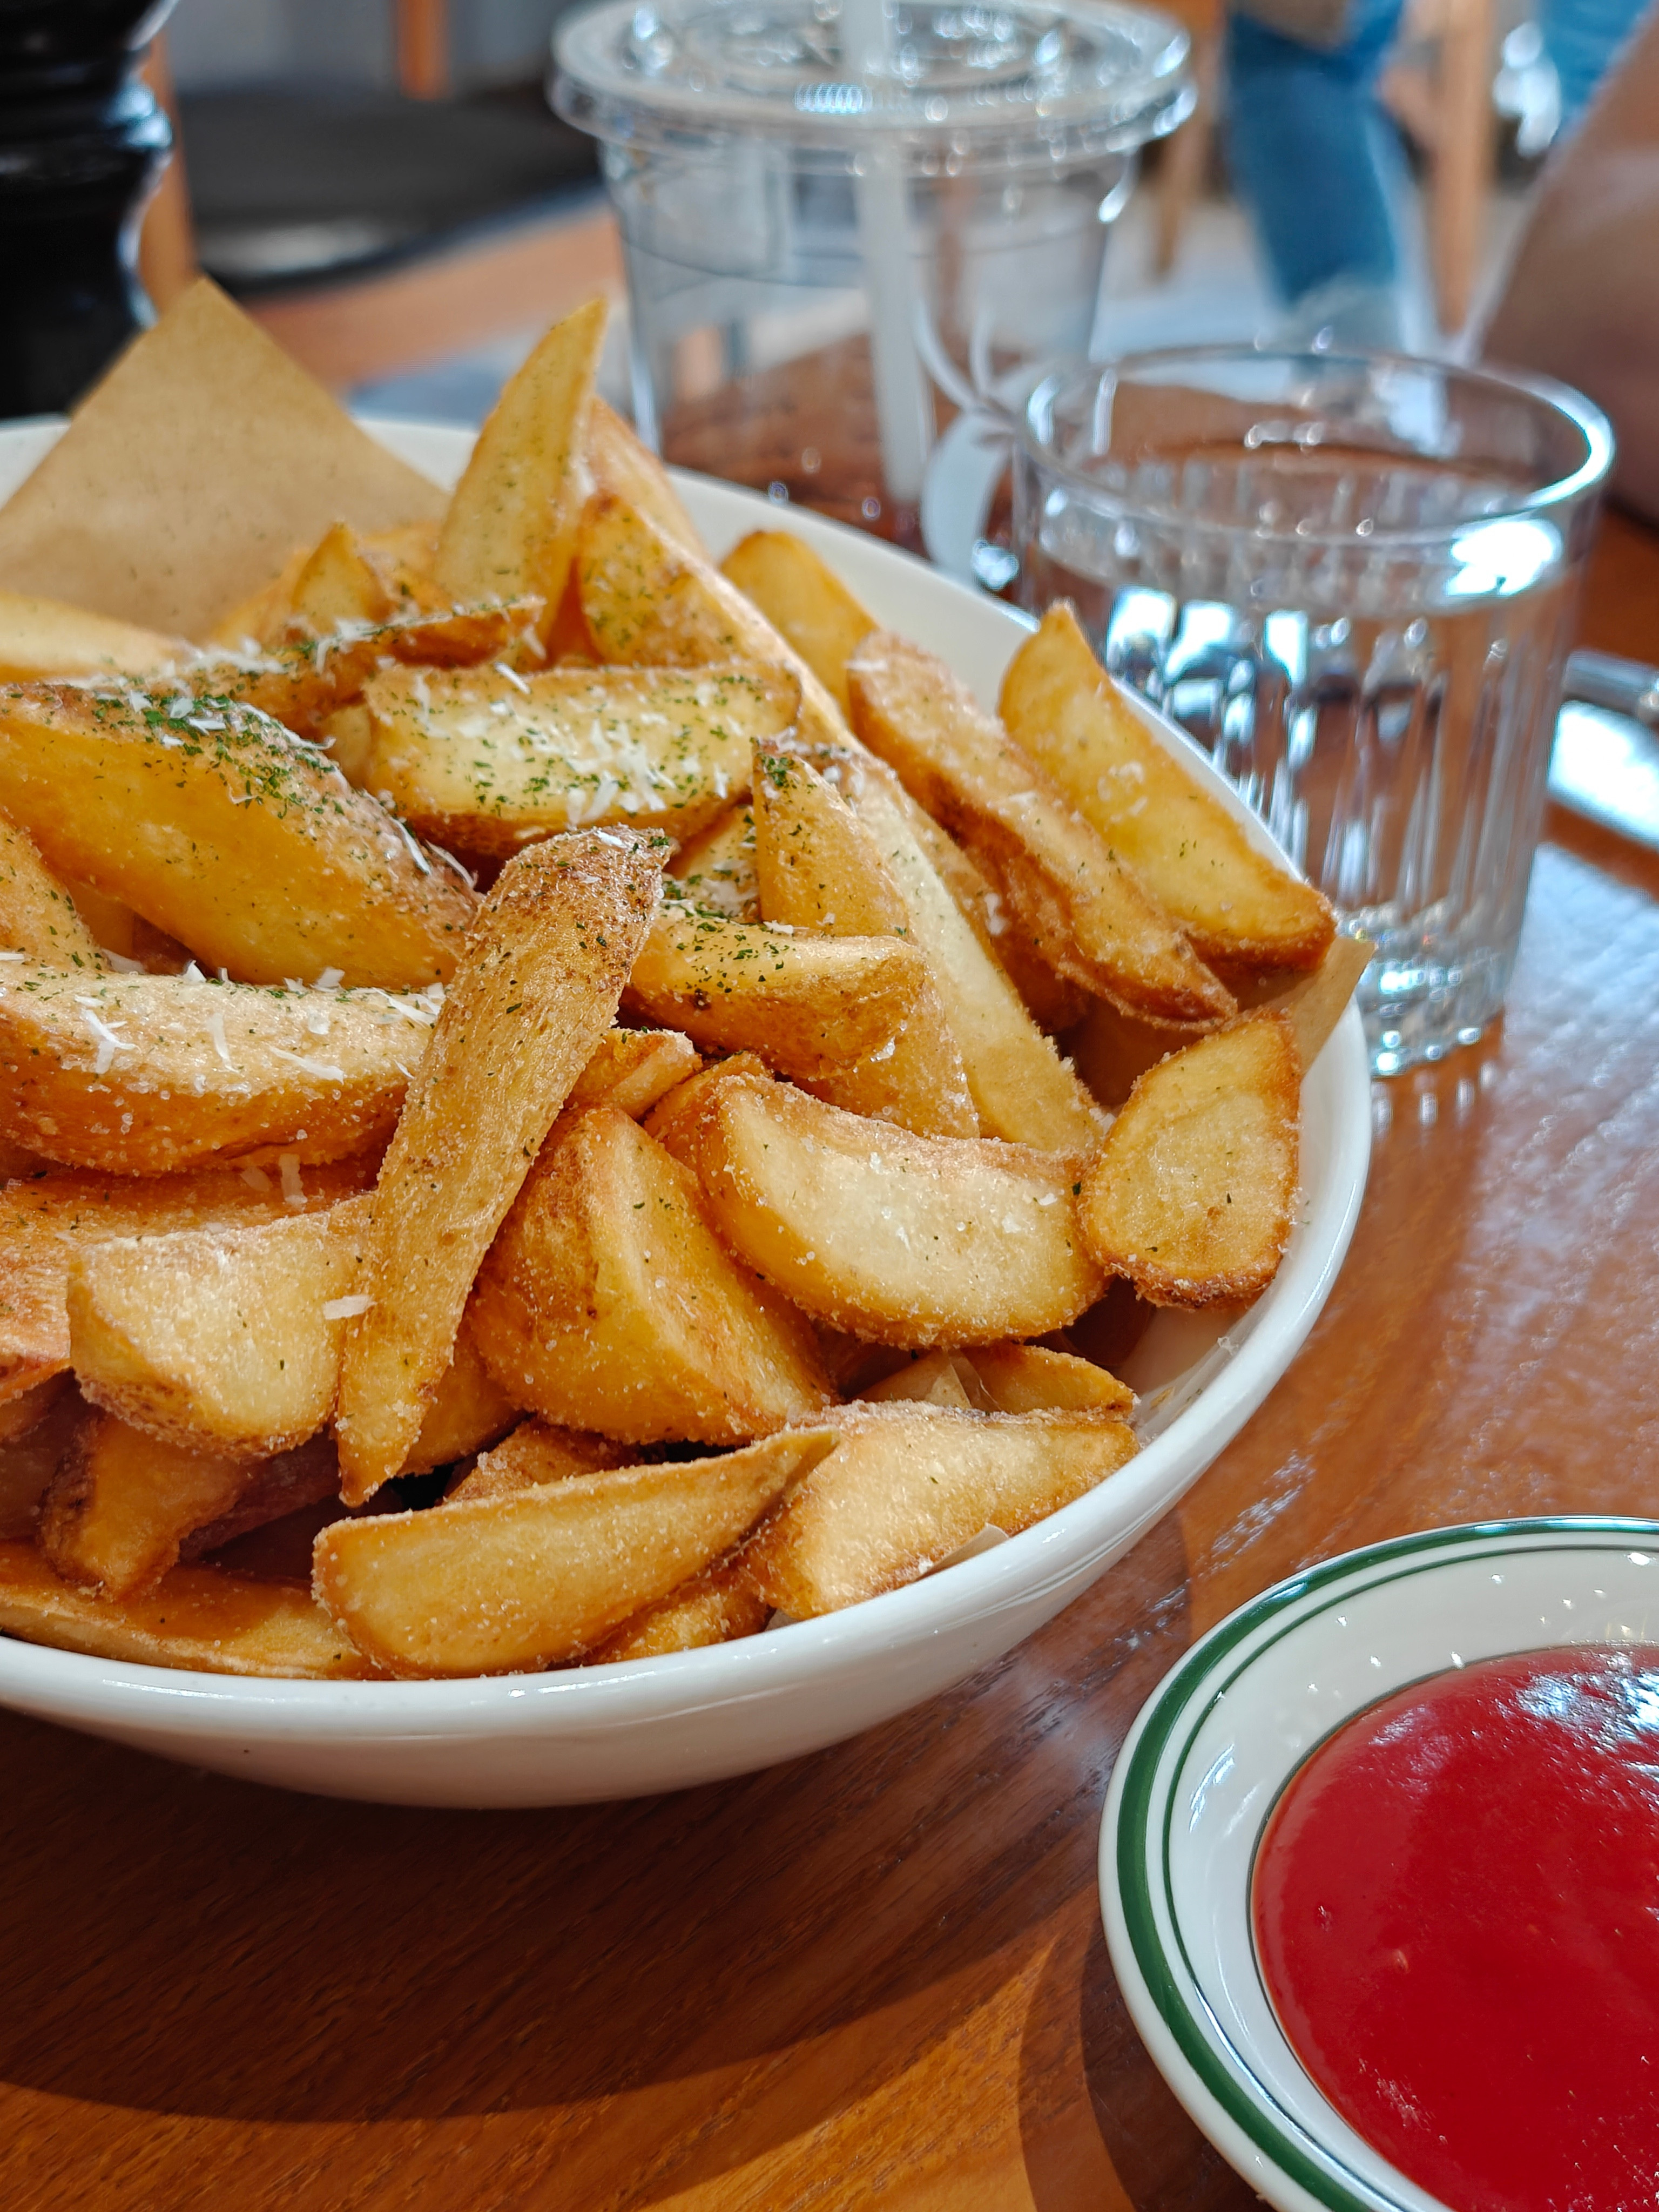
[
  {"xmin": 1380, "ymin": 0, "xmax": 1496, "ymax": 333},
  {"xmin": 138, "ymin": 1, "xmax": 622, "ymax": 392},
  {"xmin": 1149, "ymin": 0, "xmax": 1495, "ymax": 334}
]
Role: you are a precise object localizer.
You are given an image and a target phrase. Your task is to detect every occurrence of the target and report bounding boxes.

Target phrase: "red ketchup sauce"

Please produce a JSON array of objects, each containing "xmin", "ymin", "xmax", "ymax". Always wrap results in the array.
[{"xmin": 1253, "ymin": 1646, "xmax": 1659, "ymax": 2212}]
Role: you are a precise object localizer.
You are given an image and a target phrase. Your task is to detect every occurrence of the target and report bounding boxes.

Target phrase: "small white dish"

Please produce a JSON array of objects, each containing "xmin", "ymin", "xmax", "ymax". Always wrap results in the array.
[
  {"xmin": 0, "ymin": 417, "xmax": 1371, "ymax": 1806},
  {"xmin": 1100, "ymin": 1516, "xmax": 1659, "ymax": 2212}
]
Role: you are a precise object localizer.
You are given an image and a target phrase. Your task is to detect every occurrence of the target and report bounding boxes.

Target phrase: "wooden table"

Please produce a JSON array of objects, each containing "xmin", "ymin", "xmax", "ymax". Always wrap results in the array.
[{"xmin": 4, "ymin": 520, "xmax": 1658, "ymax": 2212}]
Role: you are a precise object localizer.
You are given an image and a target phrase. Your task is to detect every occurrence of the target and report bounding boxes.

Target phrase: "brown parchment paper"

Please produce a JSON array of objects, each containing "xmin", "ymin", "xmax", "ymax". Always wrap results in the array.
[{"xmin": 0, "ymin": 280, "xmax": 446, "ymax": 640}]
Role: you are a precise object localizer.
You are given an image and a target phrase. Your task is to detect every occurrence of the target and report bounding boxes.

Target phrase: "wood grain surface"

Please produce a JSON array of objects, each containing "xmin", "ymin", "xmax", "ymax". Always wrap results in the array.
[{"xmin": 2, "ymin": 536, "xmax": 1657, "ymax": 2212}]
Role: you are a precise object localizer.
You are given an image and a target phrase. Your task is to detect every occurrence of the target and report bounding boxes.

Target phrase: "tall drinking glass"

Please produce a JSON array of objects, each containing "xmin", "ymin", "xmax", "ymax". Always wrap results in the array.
[{"xmin": 1013, "ymin": 349, "xmax": 1613, "ymax": 1074}]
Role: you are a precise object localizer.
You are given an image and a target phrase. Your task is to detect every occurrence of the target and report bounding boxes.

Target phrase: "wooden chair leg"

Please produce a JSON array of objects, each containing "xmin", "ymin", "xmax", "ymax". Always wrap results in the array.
[{"xmin": 1427, "ymin": 0, "xmax": 1494, "ymax": 333}]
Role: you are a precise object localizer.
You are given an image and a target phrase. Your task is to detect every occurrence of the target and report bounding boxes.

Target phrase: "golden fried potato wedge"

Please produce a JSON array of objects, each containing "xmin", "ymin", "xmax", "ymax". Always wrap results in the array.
[
  {"xmin": 473, "ymin": 1104, "xmax": 831, "ymax": 1444},
  {"xmin": 741, "ymin": 1402, "xmax": 1138, "ymax": 1616},
  {"xmin": 719, "ymin": 532, "xmax": 874, "ymax": 714},
  {"xmin": 751, "ymin": 746, "xmax": 976, "ymax": 1138},
  {"xmin": 643, "ymin": 1051, "xmax": 771, "ymax": 1161},
  {"xmin": 356, "ymin": 662, "xmax": 796, "ymax": 855},
  {"xmin": 288, "ymin": 521, "xmax": 399, "ymax": 632},
  {"xmin": 908, "ymin": 817, "xmax": 1087, "ymax": 1035},
  {"xmin": 199, "ymin": 597, "xmax": 548, "ymax": 746},
  {"xmin": 589, "ymin": 1556, "xmax": 771, "ymax": 1662},
  {"xmin": 444, "ymin": 1417, "xmax": 629, "ymax": 1504},
  {"xmin": 334, "ymin": 829, "xmax": 664, "ymax": 1502},
  {"xmin": 625, "ymin": 904, "xmax": 930, "ymax": 1083},
  {"xmin": 680, "ymin": 1065, "xmax": 1104, "ymax": 1345},
  {"xmin": 0, "ymin": 814, "xmax": 104, "ymax": 968},
  {"xmin": 435, "ymin": 299, "xmax": 607, "ymax": 628},
  {"xmin": 836, "ymin": 753, "xmax": 1102, "ymax": 1151},
  {"xmin": 178, "ymin": 1439, "xmax": 343, "ymax": 1562},
  {"xmin": 0, "ymin": 589, "xmax": 184, "ymax": 682},
  {"xmin": 0, "ymin": 1540, "xmax": 376, "ymax": 1677},
  {"xmin": 577, "ymin": 492, "xmax": 847, "ymax": 750},
  {"xmin": 1000, "ymin": 605, "xmax": 1335, "ymax": 971},
  {"xmin": 1078, "ymin": 1010, "xmax": 1301, "ymax": 1306},
  {"xmin": 399, "ymin": 1318, "xmax": 520, "ymax": 1477},
  {"xmin": 564, "ymin": 1025, "xmax": 700, "ymax": 1127},
  {"xmin": 0, "ymin": 1382, "xmax": 83, "ymax": 1538},
  {"xmin": 963, "ymin": 1342, "xmax": 1134, "ymax": 1415},
  {"xmin": 39, "ymin": 1411, "xmax": 335, "ymax": 1599},
  {"xmin": 587, "ymin": 397, "xmax": 704, "ymax": 556},
  {"xmin": 0, "ymin": 1158, "xmax": 370, "ymax": 1406},
  {"xmin": 0, "ymin": 682, "xmax": 475, "ymax": 986},
  {"xmin": 670, "ymin": 802, "xmax": 759, "ymax": 919},
  {"xmin": 849, "ymin": 630, "xmax": 1233, "ymax": 1026},
  {"xmin": 314, "ymin": 1426, "xmax": 836, "ymax": 1676},
  {"xmin": 0, "ymin": 966, "xmax": 430, "ymax": 1174},
  {"xmin": 67, "ymin": 1195, "xmax": 374, "ymax": 1458}
]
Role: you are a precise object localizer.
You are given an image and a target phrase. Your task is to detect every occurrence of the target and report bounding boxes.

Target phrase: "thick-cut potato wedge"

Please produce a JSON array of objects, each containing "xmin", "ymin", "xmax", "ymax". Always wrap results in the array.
[
  {"xmin": 837, "ymin": 753, "xmax": 1102, "ymax": 1151},
  {"xmin": 201, "ymin": 597, "xmax": 548, "ymax": 747},
  {"xmin": 335, "ymin": 830, "xmax": 664, "ymax": 1502},
  {"xmin": 964, "ymin": 1342, "xmax": 1134, "ymax": 1415},
  {"xmin": 0, "ymin": 683, "xmax": 475, "ymax": 986},
  {"xmin": 179, "ymin": 1440, "xmax": 343, "ymax": 1562},
  {"xmin": 1078, "ymin": 1010, "xmax": 1301, "ymax": 1306},
  {"xmin": 589, "ymin": 1556, "xmax": 770, "ymax": 1662},
  {"xmin": 0, "ymin": 1540, "xmax": 376, "ymax": 1677},
  {"xmin": 0, "ymin": 1158, "xmax": 371, "ymax": 1405},
  {"xmin": 289, "ymin": 522, "xmax": 399, "ymax": 632},
  {"xmin": 356, "ymin": 663, "xmax": 797, "ymax": 854},
  {"xmin": 0, "ymin": 815, "xmax": 104, "ymax": 968},
  {"xmin": 643, "ymin": 1052, "xmax": 770, "ymax": 1161},
  {"xmin": 587, "ymin": 397, "xmax": 703, "ymax": 556},
  {"xmin": 39, "ymin": 1412, "xmax": 335, "ymax": 1598},
  {"xmin": 720, "ymin": 532, "xmax": 874, "ymax": 714},
  {"xmin": 566, "ymin": 1026, "xmax": 699, "ymax": 1125},
  {"xmin": 444, "ymin": 1417, "xmax": 629, "ymax": 1504},
  {"xmin": 751, "ymin": 746, "xmax": 976, "ymax": 1138},
  {"xmin": 1001, "ymin": 606, "xmax": 1335, "ymax": 971},
  {"xmin": 0, "ymin": 1382, "xmax": 83, "ymax": 1538},
  {"xmin": 67, "ymin": 1195, "xmax": 374, "ymax": 1458},
  {"xmin": 0, "ymin": 589, "xmax": 184, "ymax": 682},
  {"xmin": 671, "ymin": 804, "xmax": 758, "ymax": 919},
  {"xmin": 1249, "ymin": 932, "xmax": 1372, "ymax": 1069},
  {"xmin": 474, "ymin": 1104, "xmax": 831, "ymax": 1444},
  {"xmin": 435, "ymin": 299, "xmax": 607, "ymax": 626},
  {"xmin": 0, "ymin": 966, "xmax": 429, "ymax": 1173},
  {"xmin": 625, "ymin": 905, "xmax": 930, "ymax": 1083},
  {"xmin": 397, "ymin": 1317, "xmax": 521, "ymax": 1477},
  {"xmin": 906, "ymin": 814, "xmax": 1087, "ymax": 1035},
  {"xmin": 849, "ymin": 630, "xmax": 1233, "ymax": 1026},
  {"xmin": 314, "ymin": 1426, "xmax": 837, "ymax": 1676},
  {"xmin": 577, "ymin": 493, "xmax": 847, "ymax": 750},
  {"xmin": 741, "ymin": 1402, "xmax": 1138, "ymax": 1617},
  {"xmin": 680, "ymin": 1065, "xmax": 1104, "ymax": 1345}
]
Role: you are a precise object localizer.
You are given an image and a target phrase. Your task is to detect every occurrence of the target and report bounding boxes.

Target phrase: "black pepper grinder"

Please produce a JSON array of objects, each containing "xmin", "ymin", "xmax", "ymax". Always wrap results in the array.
[{"xmin": 0, "ymin": 0, "xmax": 178, "ymax": 419}]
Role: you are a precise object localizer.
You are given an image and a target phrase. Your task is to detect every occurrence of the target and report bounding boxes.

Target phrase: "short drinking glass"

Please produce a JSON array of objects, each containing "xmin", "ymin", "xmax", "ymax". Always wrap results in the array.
[{"xmin": 1014, "ymin": 348, "xmax": 1613, "ymax": 1073}]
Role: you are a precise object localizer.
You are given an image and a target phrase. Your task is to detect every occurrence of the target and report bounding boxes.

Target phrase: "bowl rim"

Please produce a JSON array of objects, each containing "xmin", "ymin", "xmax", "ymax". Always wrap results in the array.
[
  {"xmin": 1098, "ymin": 1513, "xmax": 1659, "ymax": 2212},
  {"xmin": 0, "ymin": 421, "xmax": 1372, "ymax": 1742}
]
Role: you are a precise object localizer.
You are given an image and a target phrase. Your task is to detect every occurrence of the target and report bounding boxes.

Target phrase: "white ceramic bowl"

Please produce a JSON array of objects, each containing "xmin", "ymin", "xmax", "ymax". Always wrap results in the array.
[
  {"xmin": 0, "ymin": 417, "xmax": 1371, "ymax": 1805},
  {"xmin": 1100, "ymin": 1516, "xmax": 1659, "ymax": 2212}
]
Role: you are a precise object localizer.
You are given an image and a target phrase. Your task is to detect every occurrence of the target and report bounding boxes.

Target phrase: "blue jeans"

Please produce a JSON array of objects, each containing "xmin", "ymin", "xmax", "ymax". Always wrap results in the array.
[
  {"xmin": 1226, "ymin": 0, "xmax": 1410, "ymax": 308},
  {"xmin": 1541, "ymin": 0, "xmax": 1652, "ymax": 119}
]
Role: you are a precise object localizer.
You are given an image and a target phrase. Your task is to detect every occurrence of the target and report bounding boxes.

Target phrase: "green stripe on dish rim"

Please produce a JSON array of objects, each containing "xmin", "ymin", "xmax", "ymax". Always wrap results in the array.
[{"xmin": 1104, "ymin": 1515, "xmax": 1659, "ymax": 2212}]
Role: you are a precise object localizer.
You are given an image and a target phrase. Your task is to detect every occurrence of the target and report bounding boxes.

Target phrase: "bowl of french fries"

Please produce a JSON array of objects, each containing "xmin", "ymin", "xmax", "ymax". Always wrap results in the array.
[{"xmin": 0, "ymin": 286, "xmax": 1368, "ymax": 1806}]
